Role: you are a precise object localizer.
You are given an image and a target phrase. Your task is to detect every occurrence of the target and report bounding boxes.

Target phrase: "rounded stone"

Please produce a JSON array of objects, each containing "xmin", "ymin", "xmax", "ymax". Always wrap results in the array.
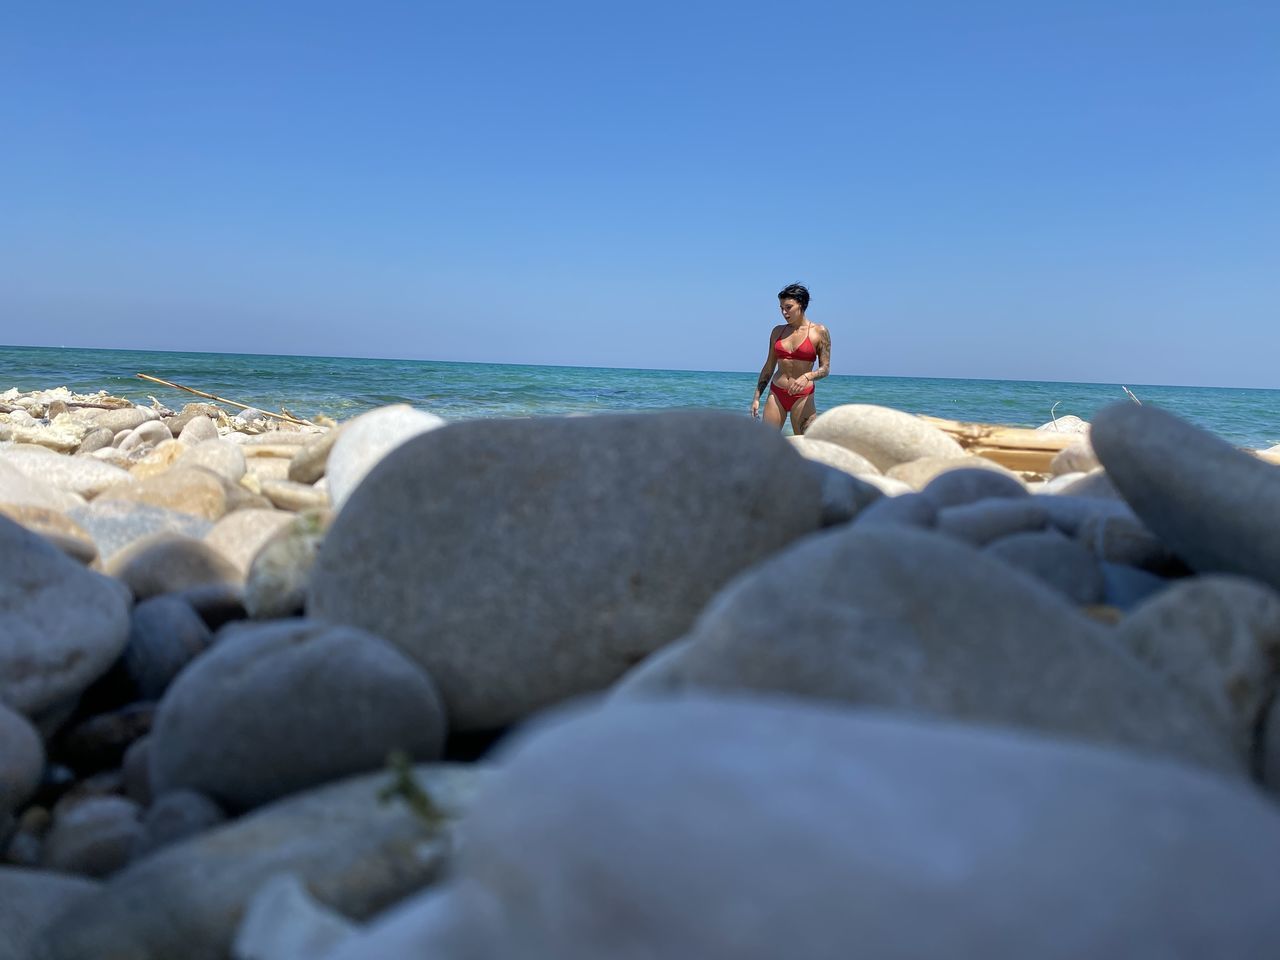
[
  {"xmin": 0, "ymin": 458, "xmax": 82, "ymax": 511},
  {"xmin": 118, "ymin": 420, "xmax": 173, "ymax": 455},
  {"xmin": 57, "ymin": 704, "xmax": 154, "ymax": 775},
  {"xmin": 125, "ymin": 594, "xmax": 214, "ymax": 699},
  {"xmin": 90, "ymin": 407, "xmax": 151, "ymax": 435},
  {"xmin": 887, "ymin": 455, "xmax": 1021, "ymax": 491},
  {"xmin": 326, "ymin": 698, "xmax": 1280, "ymax": 960},
  {"xmin": 67, "ymin": 499, "xmax": 213, "ymax": 565},
  {"xmin": 203, "ymin": 508, "xmax": 295, "ymax": 577},
  {"xmin": 39, "ymin": 765, "xmax": 484, "ymax": 960},
  {"xmin": 0, "ymin": 504, "xmax": 98, "ymax": 564},
  {"xmin": 244, "ymin": 510, "xmax": 329, "ymax": 619},
  {"xmin": 810, "ymin": 462, "xmax": 883, "ymax": 527},
  {"xmin": 175, "ymin": 438, "xmax": 247, "ymax": 483},
  {"xmin": 258, "ymin": 478, "xmax": 328, "ymax": 512},
  {"xmin": 132, "ymin": 789, "xmax": 226, "ymax": 859},
  {"xmin": 127, "ymin": 438, "xmax": 187, "ymax": 480},
  {"xmin": 245, "ymin": 456, "xmax": 291, "ymax": 482},
  {"xmin": 0, "ymin": 517, "xmax": 132, "ymax": 716},
  {"xmin": 1058, "ymin": 468, "xmax": 1123, "ymax": 500},
  {"xmin": 1050, "ymin": 438, "xmax": 1100, "ymax": 475},
  {"xmin": 0, "ymin": 867, "xmax": 100, "ymax": 960},
  {"xmin": 94, "ymin": 466, "xmax": 230, "ymax": 521},
  {"xmin": 1117, "ymin": 575, "xmax": 1280, "ymax": 759},
  {"xmin": 325, "ymin": 404, "xmax": 446, "ymax": 508},
  {"xmin": 1075, "ymin": 512, "xmax": 1183, "ymax": 574},
  {"xmin": 1093, "ymin": 401, "xmax": 1280, "ymax": 592},
  {"xmin": 177, "ymin": 416, "xmax": 219, "ymax": 445},
  {"xmin": 76, "ymin": 426, "xmax": 117, "ymax": 455},
  {"xmin": 149, "ymin": 618, "xmax": 448, "ymax": 810},
  {"xmin": 308, "ymin": 411, "xmax": 823, "ymax": 730},
  {"xmin": 921, "ymin": 466, "xmax": 1029, "ymax": 508},
  {"xmin": 616, "ymin": 526, "xmax": 1236, "ymax": 776},
  {"xmin": 852, "ymin": 472, "xmax": 913, "ymax": 497},
  {"xmin": 787, "ymin": 436, "xmax": 881, "ymax": 476},
  {"xmin": 105, "ymin": 532, "xmax": 242, "ymax": 600},
  {"xmin": 0, "ymin": 702, "xmax": 44, "ymax": 817},
  {"xmin": 1101, "ymin": 562, "xmax": 1171, "ymax": 611},
  {"xmin": 1037, "ymin": 413, "xmax": 1090, "ymax": 434},
  {"xmin": 935, "ymin": 498, "xmax": 1048, "ymax": 547},
  {"xmin": 852, "ymin": 491, "xmax": 937, "ymax": 529},
  {"xmin": 41, "ymin": 795, "xmax": 144, "ymax": 877},
  {"xmin": 804, "ymin": 404, "xmax": 965, "ymax": 471},
  {"xmin": 985, "ymin": 529, "xmax": 1105, "ymax": 605},
  {"xmin": 288, "ymin": 428, "xmax": 338, "ymax": 484},
  {"xmin": 1036, "ymin": 494, "xmax": 1137, "ymax": 537},
  {"xmin": 0, "ymin": 444, "xmax": 133, "ymax": 498},
  {"xmin": 122, "ymin": 736, "xmax": 153, "ymax": 806}
]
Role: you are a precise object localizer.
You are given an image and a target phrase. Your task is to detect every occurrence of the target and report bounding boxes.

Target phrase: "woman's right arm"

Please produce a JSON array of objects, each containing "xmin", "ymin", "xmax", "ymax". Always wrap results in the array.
[{"xmin": 750, "ymin": 328, "xmax": 779, "ymax": 419}]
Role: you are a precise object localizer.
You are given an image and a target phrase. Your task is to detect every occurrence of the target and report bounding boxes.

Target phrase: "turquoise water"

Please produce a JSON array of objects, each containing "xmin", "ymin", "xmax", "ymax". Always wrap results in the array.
[{"xmin": 4, "ymin": 344, "xmax": 1279, "ymax": 450}]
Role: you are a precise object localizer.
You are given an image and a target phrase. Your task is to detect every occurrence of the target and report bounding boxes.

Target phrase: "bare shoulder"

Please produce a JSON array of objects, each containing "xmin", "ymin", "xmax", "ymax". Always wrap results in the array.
[
  {"xmin": 812, "ymin": 323, "xmax": 831, "ymax": 343},
  {"xmin": 768, "ymin": 323, "xmax": 787, "ymax": 341}
]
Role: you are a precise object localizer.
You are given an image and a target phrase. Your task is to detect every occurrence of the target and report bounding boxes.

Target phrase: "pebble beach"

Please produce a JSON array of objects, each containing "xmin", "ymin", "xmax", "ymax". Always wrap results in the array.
[{"xmin": 4, "ymin": 382, "xmax": 1280, "ymax": 958}]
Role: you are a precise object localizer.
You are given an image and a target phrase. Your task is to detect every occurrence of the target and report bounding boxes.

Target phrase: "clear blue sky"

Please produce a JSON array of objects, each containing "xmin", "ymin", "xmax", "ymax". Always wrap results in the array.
[{"xmin": 2, "ymin": 1, "xmax": 1276, "ymax": 386}]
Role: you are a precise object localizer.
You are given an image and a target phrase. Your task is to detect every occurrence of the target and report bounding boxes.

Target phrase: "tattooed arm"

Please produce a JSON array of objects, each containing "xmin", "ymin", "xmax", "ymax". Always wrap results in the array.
[
  {"xmin": 750, "ymin": 326, "xmax": 782, "ymax": 418},
  {"xmin": 800, "ymin": 324, "xmax": 831, "ymax": 384}
]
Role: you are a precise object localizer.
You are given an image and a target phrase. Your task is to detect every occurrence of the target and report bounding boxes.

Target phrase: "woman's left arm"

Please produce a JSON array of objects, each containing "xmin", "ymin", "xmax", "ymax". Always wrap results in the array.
[{"xmin": 804, "ymin": 325, "xmax": 831, "ymax": 383}]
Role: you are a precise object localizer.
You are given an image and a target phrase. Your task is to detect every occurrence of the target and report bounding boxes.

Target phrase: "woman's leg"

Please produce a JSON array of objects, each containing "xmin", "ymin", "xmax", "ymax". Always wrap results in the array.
[
  {"xmin": 763, "ymin": 390, "xmax": 787, "ymax": 429},
  {"xmin": 789, "ymin": 392, "xmax": 818, "ymax": 435}
]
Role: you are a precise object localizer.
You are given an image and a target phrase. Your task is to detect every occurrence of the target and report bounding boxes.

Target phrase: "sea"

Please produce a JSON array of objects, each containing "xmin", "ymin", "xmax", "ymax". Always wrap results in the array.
[{"xmin": 4, "ymin": 344, "xmax": 1279, "ymax": 450}]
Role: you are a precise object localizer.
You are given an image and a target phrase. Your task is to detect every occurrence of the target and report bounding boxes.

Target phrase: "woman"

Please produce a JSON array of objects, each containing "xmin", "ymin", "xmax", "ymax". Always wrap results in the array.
[{"xmin": 750, "ymin": 283, "xmax": 831, "ymax": 434}]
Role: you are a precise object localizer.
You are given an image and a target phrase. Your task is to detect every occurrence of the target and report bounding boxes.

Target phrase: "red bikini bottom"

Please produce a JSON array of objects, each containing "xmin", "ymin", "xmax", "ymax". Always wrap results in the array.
[{"xmin": 770, "ymin": 382, "xmax": 814, "ymax": 412}]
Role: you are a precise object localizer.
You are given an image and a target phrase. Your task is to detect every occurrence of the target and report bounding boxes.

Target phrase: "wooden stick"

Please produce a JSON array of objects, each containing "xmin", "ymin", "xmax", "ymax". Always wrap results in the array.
[{"xmin": 135, "ymin": 373, "xmax": 313, "ymax": 426}]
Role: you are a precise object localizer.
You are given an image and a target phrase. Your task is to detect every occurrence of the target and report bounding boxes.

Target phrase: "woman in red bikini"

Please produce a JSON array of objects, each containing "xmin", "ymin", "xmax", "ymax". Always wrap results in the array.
[{"xmin": 750, "ymin": 283, "xmax": 831, "ymax": 434}]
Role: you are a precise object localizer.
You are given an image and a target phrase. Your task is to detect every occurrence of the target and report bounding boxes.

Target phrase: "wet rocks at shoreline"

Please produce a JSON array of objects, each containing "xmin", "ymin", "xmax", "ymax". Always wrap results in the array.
[{"xmin": 3, "ymin": 385, "xmax": 1280, "ymax": 958}]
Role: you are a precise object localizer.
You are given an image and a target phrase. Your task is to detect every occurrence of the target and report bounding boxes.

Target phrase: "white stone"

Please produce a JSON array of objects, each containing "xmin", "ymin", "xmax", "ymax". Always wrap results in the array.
[
  {"xmin": 786, "ymin": 436, "xmax": 881, "ymax": 476},
  {"xmin": 0, "ymin": 443, "xmax": 133, "ymax": 498},
  {"xmin": 804, "ymin": 404, "xmax": 965, "ymax": 471},
  {"xmin": 325, "ymin": 405, "xmax": 446, "ymax": 509}
]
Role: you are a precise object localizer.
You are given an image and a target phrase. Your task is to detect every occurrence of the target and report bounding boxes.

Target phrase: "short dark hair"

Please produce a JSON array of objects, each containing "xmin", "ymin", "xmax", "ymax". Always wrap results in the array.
[{"xmin": 777, "ymin": 283, "xmax": 810, "ymax": 310}]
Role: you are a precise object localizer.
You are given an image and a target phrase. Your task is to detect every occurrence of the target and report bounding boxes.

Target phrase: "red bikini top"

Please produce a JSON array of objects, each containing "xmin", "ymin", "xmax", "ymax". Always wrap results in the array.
[{"xmin": 774, "ymin": 334, "xmax": 817, "ymax": 362}]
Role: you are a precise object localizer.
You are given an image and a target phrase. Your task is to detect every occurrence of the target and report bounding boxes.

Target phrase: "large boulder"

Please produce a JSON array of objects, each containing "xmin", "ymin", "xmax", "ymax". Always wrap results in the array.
[
  {"xmin": 0, "ymin": 517, "xmax": 132, "ymax": 716},
  {"xmin": 325, "ymin": 698, "xmax": 1280, "ymax": 960},
  {"xmin": 149, "ymin": 619, "xmax": 447, "ymax": 810},
  {"xmin": 804, "ymin": 404, "xmax": 964, "ymax": 471},
  {"xmin": 38, "ymin": 765, "xmax": 487, "ymax": 960},
  {"xmin": 1091, "ymin": 402, "xmax": 1280, "ymax": 592},
  {"xmin": 615, "ymin": 526, "xmax": 1237, "ymax": 774},
  {"xmin": 308, "ymin": 412, "xmax": 823, "ymax": 730}
]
